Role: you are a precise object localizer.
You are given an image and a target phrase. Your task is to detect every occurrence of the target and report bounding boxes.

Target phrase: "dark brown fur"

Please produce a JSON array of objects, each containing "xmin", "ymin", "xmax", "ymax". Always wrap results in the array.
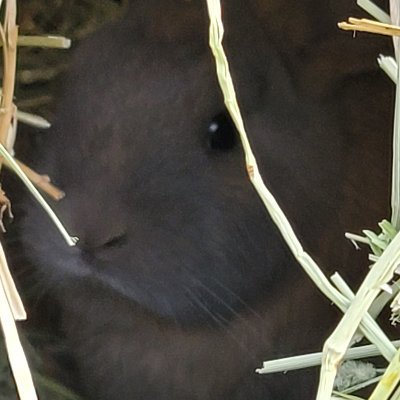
[{"xmin": 11, "ymin": 0, "xmax": 393, "ymax": 398}]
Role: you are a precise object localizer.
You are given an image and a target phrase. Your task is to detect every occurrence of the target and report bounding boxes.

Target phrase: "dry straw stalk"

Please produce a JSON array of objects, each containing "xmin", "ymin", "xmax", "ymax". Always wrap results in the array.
[
  {"xmin": 0, "ymin": 2, "xmax": 38, "ymax": 398},
  {"xmin": 207, "ymin": 1, "xmax": 400, "ymax": 399},
  {"xmin": 0, "ymin": 1, "xmax": 76, "ymax": 398},
  {"xmin": 338, "ymin": 18, "xmax": 400, "ymax": 37},
  {"xmin": 319, "ymin": 2, "xmax": 400, "ymax": 400},
  {"xmin": 206, "ymin": 0, "xmax": 395, "ymax": 365}
]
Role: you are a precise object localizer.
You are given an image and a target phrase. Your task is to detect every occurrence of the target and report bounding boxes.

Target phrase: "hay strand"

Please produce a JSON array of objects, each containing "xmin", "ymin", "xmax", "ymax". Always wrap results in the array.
[
  {"xmin": 205, "ymin": 0, "xmax": 395, "ymax": 367},
  {"xmin": 0, "ymin": 2, "xmax": 38, "ymax": 399},
  {"xmin": 16, "ymin": 110, "xmax": 51, "ymax": 129},
  {"xmin": 16, "ymin": 35, "xmax": 71, "ymax": 49},
  {"xmin": 390, "ymin": 2, "xmax": 400, "ymax": 229},
  {"xmin": 257, "ymin": 340, "xmax": 400, "ymax": 374},
  {"xmin": 357, "ymin": 0, "xmax": 391, "ymax": 23},
  {"xmin": 317, "ymin": 232, "xmax": 400, "ymax": 400},
  {"xmin": 0, "ymin": 143, "xmax": 77, "ymax": 245},
  {"xmin": 378, "ymin": 55, "xmax": 397, "ymax": 83},
  {"xmin": 338, "ymin": 18, "xmax": 400, "ymax": 37},
  {"xmin": 0, "ymin": 259, "xmax": 37, "ymax": 400},
  {"xmin": 369, "ymin": 347, "xmax": 400, "ymax": 399}
]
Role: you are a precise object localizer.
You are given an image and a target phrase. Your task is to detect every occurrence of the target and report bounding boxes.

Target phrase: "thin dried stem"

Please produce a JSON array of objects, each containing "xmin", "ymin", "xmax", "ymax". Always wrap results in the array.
[
  {"xmin": 16, "ymin": 35, "xmax": 71, "ymax": 48},
  {"xmin": 0, "ymin": 143, "xmax": 77, "ymax": 246},
  {"xmin": 317, "ymin": 232, "xmax": 400, "ymax": 400},
  {"xmin": 11, "ymin": 160, "xmax": 65, "ymax": 200},
  {"xmin": 369, "ymin": 347, "xmax": 400, "ymax": 399},
  {"xmin": 257, "ymin": 340, "xmax": 400, "ymax": 374},
  {"xmin": 0, "ymin": 0, "xmax": 17, "ymax": 152},
  {"xmin": 205, "ymin": 0, "xmax": 395, "ymax": 366},
  {"xmin": 0, "ymin": 3, "xmax": 39, "ymax": 399},
  {"xmin": 338, "ymin": 18, "xmax": 400, "ymax": 37},
  {"xmin": 390, "ymin": 3, "xmax": 400, "ymax": 233},
  {"xmin": 0, "ymin": 239, "xmax": 37, "ymax": 400},
  {"xmin": 356, "ymin": 0, "xmax": 391, "ymax": 23}
]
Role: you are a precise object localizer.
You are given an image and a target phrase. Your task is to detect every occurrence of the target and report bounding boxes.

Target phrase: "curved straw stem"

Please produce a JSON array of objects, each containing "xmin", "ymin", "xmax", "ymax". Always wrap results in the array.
[{"xmin": 205, "ymin": 0, "xmax": 394, "ymax": 365}]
